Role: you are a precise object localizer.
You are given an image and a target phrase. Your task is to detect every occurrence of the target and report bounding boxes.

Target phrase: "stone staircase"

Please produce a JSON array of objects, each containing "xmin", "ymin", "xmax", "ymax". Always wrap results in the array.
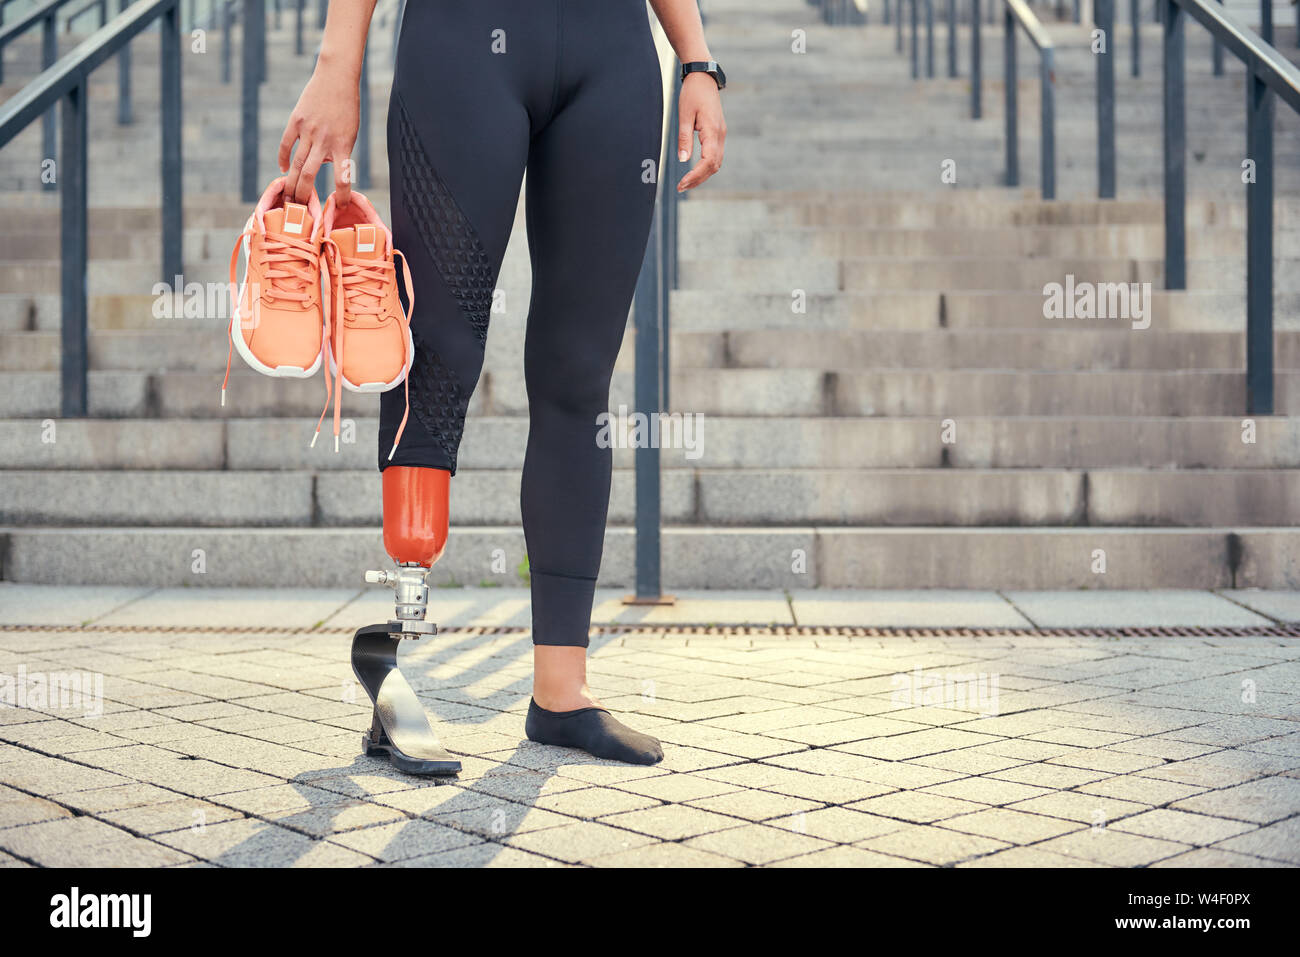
[{"xmin": 1, "ymin": 0, "xmax": 1299, "ymax": 589}]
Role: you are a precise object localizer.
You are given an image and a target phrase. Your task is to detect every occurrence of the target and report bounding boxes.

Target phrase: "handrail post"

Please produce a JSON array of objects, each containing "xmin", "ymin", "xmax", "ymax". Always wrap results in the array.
[
  {"xmin": 896, "ymin": 0, "xmax": 903, "ymax": 51},
  {"xmin": 885, "ymin": 0, "xmax": 891, "ymax": 26},
  {"xmin": 1131, "ymin": 0, "xmax": 1140, "ymax": 76},
  {"xmin": 1162, "ymin": 0, "xmax": 1185, "ymax": 290},
  {"xmin": 1097, "ymin": 0, "xmax": 1115, "ymax": 198},
  {"xmin": 117, "ymin": 0, "xmax": 131, "ymax": 124},
  {"xmin": 661, "ymin": 68, "xmax": 680, "ymax": 405},
  {"xmin": 1040, "ymin": 46, "xmax": 1055, "ymax": 199},
  {"xmin": 1004, "ymin": 6, "xmax": 1017, "ymax": 187},
  {"xmin": 1245, "ymin": 67, "xmax": 1274, "ymax": 413},
  {"xmin": 295, "ymin": 0, "xmax": 303, "ymax": 55},
  {"xmin": 221, "ymin": 0, "xmax": 231, "ymax": 83},
  {"xmin": 910, "ymin": 0, "xmax": 919, "ymax": 78},
  {"xmin": 355, "ymin": 42, "xmax": 370, "ymax": 188},
  {"xmin": 1212, "ymin": 0, "xmax": 1223, "ymax": 75},
  {"xmin": 971, "ymin": 0, "xmax": 981, "ymax": 118},
  {"xmin": 60, "ymin": 77, "xmax": 88, "ymax": 417},
  {"xmin": 391, "ymin": 0, "xmax": 405, "ymax": 64},
  {"xmin": 240, "ymin": 0, "xmax": 261, "ymax": 202},
  {"xmin": 925, "ymin": 0, "xmax": 934, "ymax": 77},
  {"xmin": 41, "ymin": 13, "xmax": 56, "ymax": 192},
  {"xmin": 1259, "ymin": 0, "xmax": 1272, "ymax": 43},
  {"xmin": 632, "ymin": 183, "xmax": 663, "ymax": 603},
  {"xmin": 317, "ymin": 0, "xmax": 325, "ymax": 29},
  {"xmin": 947, "ymin": 0, "xmax": 956, "ymax": 77},
  {"xmin": 161, "ymin": 0, "xmax": 182, "ymax": 283}
]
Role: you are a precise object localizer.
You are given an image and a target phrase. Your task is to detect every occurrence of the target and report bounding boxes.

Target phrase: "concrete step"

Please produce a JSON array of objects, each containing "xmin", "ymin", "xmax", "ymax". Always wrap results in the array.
[
  {"xmin": 1, "ymin": 525, "xmax": 1294, "ymax": 588},
  {"xmin": 2, "ymin": 467, "xmax": 1296, "ymax": 528},
  {"xmin": 3, "ymin": 368, "xmax": 1296, "ymax": 418},
  {"xmin": 7, "ymin": 326, "xmax": 1300, "ymax": 373},
  {"xmin": 2, "ymin": 415, "xmax": 1297, "ymax": 471}
]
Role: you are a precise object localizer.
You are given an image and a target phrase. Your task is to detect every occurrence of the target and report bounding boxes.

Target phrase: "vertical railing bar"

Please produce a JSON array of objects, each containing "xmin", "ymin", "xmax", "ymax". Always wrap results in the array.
[
  {"xmin": 41, "ymin": 13, "xmax": 56, "ymax": 192},
  {"xmin": 1212, "ymin": 0, "xmax": 1223, "ymax": 74},
  {"xmin": 221, "ymin": 0, "xmax": 231, "ymax": 84},
  {"xmin": 295, "ymin": 0, "xmax": 303, "ymax": 55},
  {"xmin": 971, "ymin": 0, "xmax": 981, "ymax": 118},
  {"xmin": 896, "ymin": 0, "xmax": 903, "ymax": 51},
  {"xmin": 161, "ymin": 0, "xmax": 182, "ymax": 283},
  {"xmin": 1004, "ymin": 7, "xmax": 1017, "ymax": 187},
  {"xmin": 240, "ymin": 0, "xmax": 261, "ymax": 202},
  {"xmin": 947, "ymin": 0, "xmax": 957, "ymax": 77},
  {"xmin": 117, "ymin": 0, "xmax": 131, "ymax": 123},
  {"xmin": 1245, "ymin": 67, "xmax": 1274, "ymax": 413},
  {"xmin": 633, "ymin": 187, "xmax": 663, "ymax": 601},
  {"xmin": 60, "ymin": 77, "xmax": 88, "ymax": 417},
  {"xmin": 1040, "ymin": 45, "xmax": 1055, "ymax": 200},
  {"xmin": 1098, "ymin": 0, "xmax": 1116, "ymax": 198},
  {"xmin": 1132, "ymin": 0, "xmax": 1141, "ymax": 76},
  {"xmin": 926, "ymin": 0, "xmax": 934, "ymax": 77},
  {"xmin": 1162, "ymin": 0, "xmax": 1185, "ymax": 290},
  {"xmin": 910, "ymin": 0, "xmax": 918, "ymax": 78},
  {"xmin": 356, "ymin": 40, "xmax": 370, "ymax": 189}
]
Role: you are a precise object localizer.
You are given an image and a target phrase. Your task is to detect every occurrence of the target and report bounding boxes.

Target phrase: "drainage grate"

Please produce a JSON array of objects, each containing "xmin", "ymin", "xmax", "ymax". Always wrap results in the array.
[{"xmin": 3, "ymin": 623, "xmax": 1299, "ymax": 639}]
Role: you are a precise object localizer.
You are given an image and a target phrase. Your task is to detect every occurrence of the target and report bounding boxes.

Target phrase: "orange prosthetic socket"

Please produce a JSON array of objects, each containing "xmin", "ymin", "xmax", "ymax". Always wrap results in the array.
[
  {"xmin": 382, "ymin": 466, "xmax": 450, "ymax": 566},
  {"xmin": 365, "ymin": 466, "xmax": 452, "ymax": 637}
]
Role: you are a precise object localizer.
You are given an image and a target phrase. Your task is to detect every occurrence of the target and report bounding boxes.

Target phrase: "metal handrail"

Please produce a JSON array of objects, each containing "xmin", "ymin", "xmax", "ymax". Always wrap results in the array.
[
  {"xmin": 0, "ymin": 0, "xmax": 182, "ymax": 417},
  {"xmin": 1162, "ymin": 0, "xmax": 1300, "ymax": 414},
  {"xmin": 974, "ymin": 0, "xmax": 1056, "ymax": 197}
]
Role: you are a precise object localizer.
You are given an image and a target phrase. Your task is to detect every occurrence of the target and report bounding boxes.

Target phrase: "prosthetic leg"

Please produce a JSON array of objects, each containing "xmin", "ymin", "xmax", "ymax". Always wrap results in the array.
[{"xmin": 351, "ymin": 466, "xmax": 461, "ymax": 775}]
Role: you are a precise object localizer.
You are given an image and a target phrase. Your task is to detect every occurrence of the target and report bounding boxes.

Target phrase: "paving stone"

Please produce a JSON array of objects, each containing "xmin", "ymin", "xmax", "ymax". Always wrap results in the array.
[
  {"xmin": 684, "ymin": 823, "xmax": 835, "ymax": 866},
  {"xmin": 860, "ymin": 825, "xmax": 1012, "ymax": 866},
  {"xmin": 1033, "ymin": 827, "xmax": 1192, "ymax": 867},
  {"xmin": 937, "ymin": 807, "xmax": 1087, "ymax": 844},
  {"xmin": 393, "ymin": 844, "xmax": 560, "ymax": 868},
  {"xmin": 591, "ymin": 842, "xmax": 745, "ymax": 868},
  {"xmin": 920, "ymin": 776, "xmax": 1053, "ymax": 806},
  {"xmin": 847, "ymin": 790, "xmax": 989, "ymax": 824},
  {"xmin": 504, "ymin": 821, "xmax": 658, "ymax": 863},
  {"xmin": 1110, "ymin": 809, "xmax": 1258, "ymax": 845},
  {"xmin": 686, "ymin": 788, "xmax": 824, "ymax": 823},
  {"xmin": 1003, "ymin": 791, "xmax": 1152, "ymax": 825},
  {"xmin": 958, "ymin": 846, "xmax": 1103, "ymax": 868},
  {"xmin": 1209, "ymin": 817, "xmax": 1300, "ymax": 863},
  {"xmin": 768, "ymin": 844, "xmax": 931, "ymax": 867},
  {"xmin": 1150, "ymin": 847, "xmax": 1276, "ymax": 868},
  {"xmin": 601, "ymin": 804, "xmax": 745, "ymax": 841},
  {"xmin": 328, "ymin": 819, "xmax": 484, "ymax": 863},
  {"xmin": 768, "ymin": 806, "xmax": 905, "ymax": 844},
  {"xmin": 1171, "ymin": 777, "xmax": 1300, "ymax": 824},
  {"xmin": 102, "ymin": 799, "xmax": 245, "ymax": 836}
]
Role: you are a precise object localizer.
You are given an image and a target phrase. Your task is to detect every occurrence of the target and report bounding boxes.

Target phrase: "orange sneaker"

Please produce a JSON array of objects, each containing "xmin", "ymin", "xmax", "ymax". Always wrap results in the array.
[
  {"xmin": 318, "ymin": 191, "xmax": 415, "ymax": 457},
  {"xmin": 222, "ymin": 178, "xmax": 326, "ymax": 404}
]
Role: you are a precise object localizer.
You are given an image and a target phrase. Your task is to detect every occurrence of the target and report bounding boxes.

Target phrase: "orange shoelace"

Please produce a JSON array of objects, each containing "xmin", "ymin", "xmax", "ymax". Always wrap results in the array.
[
  {"xmin": 312, "ymin": 239, "xmax": 416, "ymax": 459},
  {"xmin": 220, "ymin": 226, "xmax": 322, "ymax": 406}
]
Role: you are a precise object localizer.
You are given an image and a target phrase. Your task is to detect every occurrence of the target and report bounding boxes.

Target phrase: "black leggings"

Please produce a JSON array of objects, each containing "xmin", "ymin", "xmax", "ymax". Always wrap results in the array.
[{"xmin": 381, "ymin": 0, "xmax": 664, "ymax": 647}]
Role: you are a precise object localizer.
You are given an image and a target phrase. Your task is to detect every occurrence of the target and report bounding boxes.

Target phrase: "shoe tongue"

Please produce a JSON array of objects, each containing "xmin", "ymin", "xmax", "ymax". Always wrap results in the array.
[
  {"xmin": 264, "ymin": 202, "xmax": 314, "ymax": 240},
  {"xmin": 329, "ymin": 224, "xmax": 386, "ymax": 260}
]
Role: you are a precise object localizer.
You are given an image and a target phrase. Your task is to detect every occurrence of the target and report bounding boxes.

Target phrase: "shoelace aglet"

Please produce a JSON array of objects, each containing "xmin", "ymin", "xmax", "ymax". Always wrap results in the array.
[
  {"xmin": 220, "ymin": 387, "xmax": 226, "ymax": 408},
  {"xmin": 334, "ymin": 435, "xmax": 340, "ymax": 453},
  {"xmin": 387, "ymin": 444, "xmax": 397, "ymax": 462},
  {"xmin": 310, "ymin": 429, "xmax": 319, "ymax": 449}
]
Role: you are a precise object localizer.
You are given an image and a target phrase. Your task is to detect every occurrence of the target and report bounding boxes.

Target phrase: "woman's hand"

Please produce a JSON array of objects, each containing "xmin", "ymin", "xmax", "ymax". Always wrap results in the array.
[
  {"xmin": 277, "ymin": 64, "xmax": 361, "ymax": 206},
  {"xmin": 676, "ymin": 72, "xmax": 726, "ymax": 192}
]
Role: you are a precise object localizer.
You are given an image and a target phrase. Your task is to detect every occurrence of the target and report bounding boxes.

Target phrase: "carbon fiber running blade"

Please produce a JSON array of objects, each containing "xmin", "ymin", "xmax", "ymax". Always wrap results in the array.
[{"xmin": 351, "ymin": 623, "xmax": 461, "ymax": 775}]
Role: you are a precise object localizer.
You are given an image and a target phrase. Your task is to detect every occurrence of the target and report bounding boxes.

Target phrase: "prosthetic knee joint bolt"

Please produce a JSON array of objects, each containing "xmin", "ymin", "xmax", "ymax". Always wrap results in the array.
[{"xmin": 350, "ymin": 466, "xmax": 461, "ymax": 775}]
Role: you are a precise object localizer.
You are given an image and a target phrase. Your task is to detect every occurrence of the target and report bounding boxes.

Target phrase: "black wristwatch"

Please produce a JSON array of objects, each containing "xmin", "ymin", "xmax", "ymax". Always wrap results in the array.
[{"xmin": 681, "ymin": 60, "xmax": 726, "ymax": 90}]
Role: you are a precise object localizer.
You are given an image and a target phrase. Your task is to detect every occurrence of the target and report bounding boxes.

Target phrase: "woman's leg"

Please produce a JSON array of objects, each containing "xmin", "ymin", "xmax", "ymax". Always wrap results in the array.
[{"xmin": 519, "ymin": 2, "xmax": 665, "ymax": 763}]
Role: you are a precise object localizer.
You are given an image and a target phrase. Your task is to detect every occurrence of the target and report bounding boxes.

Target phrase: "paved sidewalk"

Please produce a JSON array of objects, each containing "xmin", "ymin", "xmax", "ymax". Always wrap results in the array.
[{"xmin": 0, "ymin": 586, "xmax": 1297, "ymax": 867}]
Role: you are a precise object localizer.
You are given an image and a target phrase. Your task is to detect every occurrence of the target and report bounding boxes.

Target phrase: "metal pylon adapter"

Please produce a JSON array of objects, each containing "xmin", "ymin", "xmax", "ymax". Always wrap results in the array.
[{"xmin": 350, "ymin": 563, "xmax": 460, "ymax": 775}]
